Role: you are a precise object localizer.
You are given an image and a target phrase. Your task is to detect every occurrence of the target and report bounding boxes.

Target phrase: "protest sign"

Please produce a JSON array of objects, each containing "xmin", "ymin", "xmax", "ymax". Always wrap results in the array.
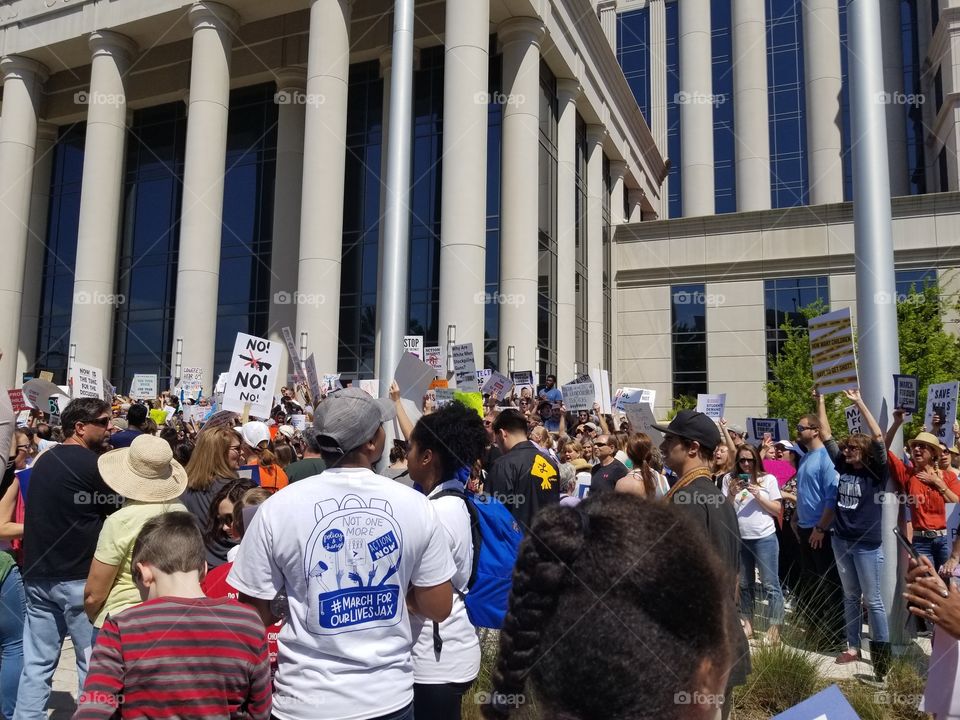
[
  {"xmin": 71, "ymin": 364, "xmax": 103, "ymax": 400},
  {"xmin": 511, "ymin": 370, "xmax": 534, "ymax": 386},
  {"xmin": 180, "ymin": 367, "xmax": 204, "ymax": 396},
  {"xmin": 130, "ymin": 374, "xmax": 158, "ymax": 400},
  {"xmin": 102, "ymin": 377, "xmax": 115, "ymax": 402},
  {"xmin": 453, "ymin": 390, "xmax": 484, "ymax": 417},
  {"xmin": 290, "ymin": 414, "xmax": 307, "ymax": 431},
  {"xmin": 476, "ymin": 369, "xmax": 493, "ymax": 391},
  {"xmin": 845, "ymin": 405, "xmax": 863, "ymax": 435},
  {"xmin": 624, "ymin": 402, "xmax": 662, "ymax": 445},
  {"xmin": 403, "ymin": 335, "xmax": 424, "ymax": 362},
  {"xmin": 746, "ymin": 418, "xmax": 789, "ymax": 444},
  {"xmin": 7, "ymin": 390, "xmax": 27, "ymax": 413},
  {"xmin": 423, "ymin": 346, "xmax": 443, "ymax": 373},
  {"xmin": 304, "ymin": 355, "xmax": 321, "ymax": 406},
  {"xmin": 394, "ymin": 353, "xmax": 435, "ymax": 405},
  {"xmin": 893, "ymin": 374, "xmax": 919, "ymax": 414},
  {"xmin": 452, "ymin": 343, "xmax": 477, "ymax": 387},
  {"xmin": 925, "ymin": 380, "xmax": 959, "ymax": 448},
  {"xmin": 322, "ymin": 374, "xmax": 343, "ymax": 392},
  {"xmin": 0, "ymin": 385, "xmax": 13, "ymax": 469},
  {"xmin": 429, "ymin": 378, "xmax": 448, "ymax": 390},
  {"xmin": 771, "ymin": 684, "xmax": 860, "ymax": 720},
  {"xmin": 562, "ymin": 382, "xmax": 596, "ymax": 412},
  {"xmin": 434, "ymin": 388, "xmax": 456, "ymax": 406},
  {"xmin": 359, "ymin": 379, "xmax": 380, "ymax": 398},
  {"xmin": 589, "ymin": 369, "xmax": 613, "ymax": 415},
  {"xmin": 38, "ymin": 371, "xmax": 54, "ymax": 383},
  {"xmin": 222, "ymin": 333, "xmax": 283, "ymax": 418},
  {"xmin": 149, "ymin": 408, "xmax": 168, "ymax": 426},
  {"xmin": 281, "ymin": 326, "xmax": 306, "ymax": 382},
  {"xmin": 615, "ymin": 387, "xmax": 656, "ymax": 412},
  {"xmin": 214, "ymin": 373, "xmax": 228, "ymax": 395},
  {"xmin": 809, "ymin": 307, "xmax": 858, "ymax": 393},
  {"xmin": 696, "ymin": 393, "xmax": 726, "ymax": 419},
  {"xmin": 481, "ymin": 371, "xmax": 513, "ymax": 400}
]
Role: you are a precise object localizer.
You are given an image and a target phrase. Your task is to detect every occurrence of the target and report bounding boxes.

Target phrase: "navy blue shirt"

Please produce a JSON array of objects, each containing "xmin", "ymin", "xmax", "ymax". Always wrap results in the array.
[
  {"xmin": 827, "ymin": 438, "xmax": 888, "ymax": 546},
  {"xmin": 109, "ymin": 428, "xmax": 143, "ymax": 448}
]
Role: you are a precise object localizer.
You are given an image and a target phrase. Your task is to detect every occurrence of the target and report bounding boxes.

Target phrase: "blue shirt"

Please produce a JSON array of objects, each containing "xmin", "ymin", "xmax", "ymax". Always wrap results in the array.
[
  {"xmin": 109, "ymin": 428, "xmax": 143, "ymax": 449},
  {"xmin": 539, "ymin": 387, "xmax": 563, "ymax": 404},
  {"xmin": 795, "ymin": 445, "xmax": 839, "ymax": 529}
]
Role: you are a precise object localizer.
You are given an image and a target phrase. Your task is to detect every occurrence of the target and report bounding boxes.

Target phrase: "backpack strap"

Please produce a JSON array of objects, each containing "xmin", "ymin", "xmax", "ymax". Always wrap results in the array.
[{"xmin": 431, "ymin": 488, "xmax": 481, "ymax": 590}]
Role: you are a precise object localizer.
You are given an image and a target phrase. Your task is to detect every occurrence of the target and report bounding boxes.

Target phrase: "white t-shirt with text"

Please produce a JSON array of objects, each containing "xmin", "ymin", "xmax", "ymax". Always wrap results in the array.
[{"xmin": 722, "ymin": 472, "xmax": 782, "ymax": 539}]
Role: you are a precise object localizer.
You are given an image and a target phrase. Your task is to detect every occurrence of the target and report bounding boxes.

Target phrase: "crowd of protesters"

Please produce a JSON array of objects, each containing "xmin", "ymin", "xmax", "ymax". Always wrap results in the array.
[{"xmin": 2, "ymin": 373, "xmax": 960, "ymax": 720}]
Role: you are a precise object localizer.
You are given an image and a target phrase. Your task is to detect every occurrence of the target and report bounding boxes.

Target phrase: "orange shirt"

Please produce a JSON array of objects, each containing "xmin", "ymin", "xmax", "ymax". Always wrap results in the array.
[
  {"xmin": 888, "ymin": 451, "xmax": 960, "ymax": 530},
  {"xmin": 247, "ymin": 457, "xmax": 289, "ymax": 493}
]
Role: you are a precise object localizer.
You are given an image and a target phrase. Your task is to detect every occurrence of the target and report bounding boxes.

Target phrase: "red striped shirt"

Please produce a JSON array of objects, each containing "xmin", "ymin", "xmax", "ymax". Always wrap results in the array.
[{"xmin": 75, "ymin": 596, "xmax": 271, "ymax": 720}]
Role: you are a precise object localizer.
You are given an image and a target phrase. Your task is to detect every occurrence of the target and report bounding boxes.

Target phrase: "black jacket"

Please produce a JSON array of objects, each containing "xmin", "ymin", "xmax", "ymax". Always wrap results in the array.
[{"xmin": 486, "ymin": 440, "xmax": 560, "ymax": 531}]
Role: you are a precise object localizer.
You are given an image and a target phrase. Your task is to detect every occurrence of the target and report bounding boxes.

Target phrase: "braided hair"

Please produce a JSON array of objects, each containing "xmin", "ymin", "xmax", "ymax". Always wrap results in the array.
[{"xmin": 483, "ymin": 493, "xmax": 732, "ymax": 720}]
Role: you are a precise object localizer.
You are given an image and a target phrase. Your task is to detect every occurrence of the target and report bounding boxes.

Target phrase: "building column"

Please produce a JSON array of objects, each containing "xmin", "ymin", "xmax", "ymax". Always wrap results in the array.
[
  {"xmin": 373, "ymin": 51, "xmax": 391, "ymax": 380},
  {"xmin": 586, "ymin": 125, "xmax": 605, "ymax": 367},
  {"xmin": 438, "ymin": 0, "xmax": 489, "ymax": 369},
  {"xmin": 597, "ymin": 0, "xmax": 617, "ymax": 52},
  {"xmin": 627, "ymin": 188, "xmax": 645, "ymax": 223},
  {"xmin": 732, "ymin": 0, "xmax": 771, "ymax": 211},
  {"xmin": 609, "ymin": 160, "xmax": 627, "ymax": 225},
  {"xmin": 268, "ymin": 69, "xmax": 307, "ymax": 387},
  {"xmin": 70, "ymin": 31, "xmax": 137, "ymax": 376},
  {"xmin": 881, "ymin": 0, "xmax": 909, "ymax": 197},
  {"xmin": 297, "ymin": 0, "xmax": 352, "ymax": 374},
  {"xmin": 498, "ymin": 17, "xmax": 544, "ymax": 372},
  {"xmin": 649, "ymin": 0, "xmax": 668, "ymax": 158},
  {"xmin": 171, "ymin": 2, "xmax": 238, "ymax": 392},
  {"xmin": 555, "ymin": 79, "xmax": 579, "ymax": 383},
  {"xmin": 678, "ymin": 0, "xmax": 715, "ymax": 217},
  {"xmin": 608, "ymin": 160, "xmax": 627, "ymax": 384},
  {"xmin": 0, "ymin": 56, "xmax": 48, "ymax": 387},
  {"xmin": 802, "ymin": 0, "xmax": 844, "ymax": 205},
  {"xmin": 17, "ymin": 122, "xmax": 57, "ymax": 381}
]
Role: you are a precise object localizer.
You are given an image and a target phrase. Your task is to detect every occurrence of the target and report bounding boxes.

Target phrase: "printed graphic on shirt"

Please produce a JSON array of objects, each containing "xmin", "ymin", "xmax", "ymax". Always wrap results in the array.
[
  {"xmin": 837, "ymin": 474, "xmax": 863, "ymax": 510},
  {"xmin": 303, "ymin": 495, "xmax": 403, "ymax": 635},
  {"xmin": 531, "ymin": 454, "xmax": 557, "ymax": 490}
]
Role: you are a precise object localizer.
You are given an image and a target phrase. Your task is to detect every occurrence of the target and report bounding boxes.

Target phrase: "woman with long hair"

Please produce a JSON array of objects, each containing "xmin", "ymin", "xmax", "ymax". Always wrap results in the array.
[
  {"xmin": 722, "ymin": 443, "xmax": 785, "ymax": 645},
  {"xmin": 617, "ymin": 434, "xmax": 669, "ymax": 498},
  {"xmin": 203, "ymin": 479, "xmax": 256, "ymax": 564}
]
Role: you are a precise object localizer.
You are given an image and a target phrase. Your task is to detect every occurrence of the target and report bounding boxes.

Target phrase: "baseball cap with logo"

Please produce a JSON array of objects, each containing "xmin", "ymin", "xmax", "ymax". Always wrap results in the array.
[
  {"xmin": 652, "ymin": 410, "xmax": 722, "ymax": 453},
  {"xmin": 314, "ymin": 388, "xmax": 396, "ymax": 455}
]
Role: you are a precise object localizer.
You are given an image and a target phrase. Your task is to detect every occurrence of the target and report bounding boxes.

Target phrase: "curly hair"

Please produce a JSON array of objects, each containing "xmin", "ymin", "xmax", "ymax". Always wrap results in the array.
[
  {"xmin": 409, "ymin": 401, "xmax": 488, "ymax": 480},
  {"xmin": 483, "ymin": 493, "xmax": 732, "ymax": 720}
]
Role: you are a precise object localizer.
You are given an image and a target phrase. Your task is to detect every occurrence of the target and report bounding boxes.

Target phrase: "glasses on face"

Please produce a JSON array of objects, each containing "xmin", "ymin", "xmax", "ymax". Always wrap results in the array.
[
  {"xmin": 85, "ymin": 417, "xmax": 111, "ymax": 428},
  {"xmin": 796, "ymin": 425, "xmax": 814, "ymax": 432},
  {"xmin": 738, "ymin": 457, "xmax": 755, "ymax": 464},
  {"xmin": 218, "ymin": 514, "xmax": 234, "ymax": 526},
  {"xmin": 229, "ymin": 445, "xmax": 242, "ymax": 454}
]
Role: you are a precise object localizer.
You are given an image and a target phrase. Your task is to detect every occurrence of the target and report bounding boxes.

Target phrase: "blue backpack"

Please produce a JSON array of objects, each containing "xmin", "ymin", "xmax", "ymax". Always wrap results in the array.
[{"xmin": 432, "ymin": 488, "xmax": 523, "ymax": 629}]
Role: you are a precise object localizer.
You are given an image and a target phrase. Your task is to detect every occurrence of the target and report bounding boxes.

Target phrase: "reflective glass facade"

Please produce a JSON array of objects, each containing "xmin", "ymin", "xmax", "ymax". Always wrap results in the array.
[
  {"xmin": 574, "ymin": 114, "xmax": 589, "ymax": 368},
  {"xmin": 538, "ymin": 63, "xmax": 559, "ymax": 378},
  {"xmin": 764, "ymin": 276, "xmax": 829, "ymax": 375},
  {"xmin": 602, "ymin": 155, "xmax": 612, "ymax": 372},
  {"xmin": 666, "ymin": 0, "xmax": 682, "ymax": 218},
  {"xmin": 484, "ymin": 52, "xmax": 504, "ymax": 371},
  {"xmin": 671, "ymin": 284, "xmax": 707, "ymax": 399},
  {"xmin": 712, "ymin": 0, "xmax": 737, "ymax": 214},
  {"xmin": 839, "ymin": 2, "xmax": 853, "ymax": 202},
  {"xmin": 903, "ymin": 0, "xmax": 927, "ymax": 195},
  {"xmin": 617, "ymin": 7, "xmax": 651, "ymax": 123}
]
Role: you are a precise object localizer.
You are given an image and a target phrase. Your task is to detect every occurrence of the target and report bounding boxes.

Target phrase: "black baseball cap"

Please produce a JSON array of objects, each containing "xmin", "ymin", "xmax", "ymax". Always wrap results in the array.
[{"xmin": 652, "ymin": 410, "xmax": 721, "ymax": 452}]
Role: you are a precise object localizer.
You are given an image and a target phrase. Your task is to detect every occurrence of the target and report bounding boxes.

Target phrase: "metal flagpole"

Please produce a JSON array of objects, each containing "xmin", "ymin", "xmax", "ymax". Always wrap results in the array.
[
  {"xmin": 847, "ymin": 0, "xmax": 905, "ymax": 643},
  {"xmin": 379, "ymin": 0, "xmax": 415, "ymax": 399}
]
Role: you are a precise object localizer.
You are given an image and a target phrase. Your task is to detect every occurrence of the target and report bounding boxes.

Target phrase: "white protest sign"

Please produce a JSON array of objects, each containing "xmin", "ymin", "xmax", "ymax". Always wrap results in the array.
[
  {"xmin": 452, "ymin": 343, "xmax": 477, "ymax": 387},
  {"xmin": 424, "ymin": 346, "xmax": 443, "ymax": 373},
  {"xmin": 281, "ymin": 326, "xmax": 306, "ymax": 381},
  {"xmin": 290, "ymin": 413, "xmax": 307, "ymax": 431},
  {"xmin": 322, "ymin": 374, "xmax": 343, "ymax": 392},
  {"xmin": 180, "ymin": 367, "xmax": 204, "ymax": 396},
  {"xmin": 845, "ymin": 405, "xmax": 864, "ymax": 435},
  {"xmin": 625, "ymin": 402, "xmax": 662, "ymax": 445},
  {"xmin": 809, "ymin": 307, "xmax": 858, "ymax": 393},
  {"xmin": 589, "ymin": 369, "xmax": 613, "ymax": 415},
  {"xmin": 214, "ymin": 373, "xmax": 228, "ymax": 395},
  {"xmin": 71, "ymin": 364, "xmax": 104, "ymax": 399},
  {"xmin": 394, "ymin": 353, "xmax": 435, "ymax": 405},
  {"xmin": 482, "ymin": 371, "xmax": 513, "ymax": 400},
  {"xmin": 615, "ymin": 387, "xmax": 656, "ymax": 412},
  {"xmin": 403, "ymin": 336, "xmax": 424, "ymax": 362},
  {"xmin": 304, "ymin": 355, "xmax": 321, "ymax": 405},
  {"xmin": 696, "ymin": 393, "xmax": 726, "ymax": 419},
  {"xmin": 894, "ymin": 374, "xmax": 919, "ymax": 414},
  {"xmin": 746, "ymin": 418, "xmax": 790, "ymax": 444},
  {"xmin": 925, "ymin": 380, "xmax": 959, "ymax": 449},
  {"xmin": 359, "ymin": 379, "xmax": 380, "ymax": 398},
  {"xmin": 22, "ymin": 379, "xmax": 68, "ymax": 411},
  {"xmin": 222, "ymin": 333, "xmax": 283, "ymax": 418},
  {"xmin": 562, "ymin": 381, "xmax": 596, "ymax": 412},
  {"xmin": 130, "ymin": 374, "xmax": 158, "ymax": 400},
  {"xmin": 434, "ymin": 388, "xmax": 456, "ymax": 406}
]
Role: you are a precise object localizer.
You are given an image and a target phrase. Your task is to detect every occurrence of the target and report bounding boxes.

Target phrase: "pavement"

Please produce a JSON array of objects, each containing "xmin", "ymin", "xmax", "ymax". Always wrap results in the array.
[{"xmin": 48, "ymin": 638, "xmax": 79, "ymax": 719}]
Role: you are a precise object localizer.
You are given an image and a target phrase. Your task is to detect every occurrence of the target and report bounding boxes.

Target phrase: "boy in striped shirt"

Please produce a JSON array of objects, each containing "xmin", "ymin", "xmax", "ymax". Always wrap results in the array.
[{"xmin": 75, "ymin": 512, "xmax": 271, "ymax": 720}]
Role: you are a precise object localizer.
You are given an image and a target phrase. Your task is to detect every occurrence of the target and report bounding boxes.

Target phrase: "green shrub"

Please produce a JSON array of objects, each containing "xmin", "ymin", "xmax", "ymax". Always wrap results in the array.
[{"xmin": 733, "ymin": 642, "xmax": 823, "ymax": 717}]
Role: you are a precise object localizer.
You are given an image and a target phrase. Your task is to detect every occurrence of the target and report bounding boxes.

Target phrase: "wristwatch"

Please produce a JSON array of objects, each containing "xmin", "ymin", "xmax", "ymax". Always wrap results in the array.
[{"xmin": 813, "ymin": 526, "xmax": 826, "ymax": 533}]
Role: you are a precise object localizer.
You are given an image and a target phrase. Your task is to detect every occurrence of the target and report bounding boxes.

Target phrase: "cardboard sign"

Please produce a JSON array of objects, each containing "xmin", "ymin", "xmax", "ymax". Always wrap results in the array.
[
  {"xmin": 925, "ymin": 380, "xmax": 959, "ymax": 449},
  {"xmin": 281, "ymin": 326, "xmax": 306, "ymax": 382},
  {"xmin": 71, "ymin": 364, "xmax": 104, "ymax": 400},
  {"xmin": 511, "ymin": 370, "xmax": 534, "ymax": 386},
  {"xmin": 394, "ymin": 353, "xmax": 435, "ymax": 405},
  {"xmin": 481, "ymin": 371, "xmax": 513, "ymax": 400},
  {"xmin": 304, "ymin": 354, "xmax": 321, "ymax": 405},
  {"xmin": 7, "ymin": 389, "xmax": 27, "ymax": 413},
  {"xmin": 38, "ymin": 371, "xmax": 54, "ymax": 383},
  {"xmin": 771, "ymin": 684, "xmax": 861, "ymax": 720},
  {"xmin": 359, "ymin": 379, "xmax": 380, "ymax": 398},
  {"xmin": 809, "ymin": 307, "xmax": 858, "ymax": 393},
  {"xmin": 429, "ymin": 378, "xmax": 448, "ymax": 390},
  {"xmin": 403, "ymin": 335, "xmax": 424, "ymax": 362},
  {"xmin": 696, "ymin": 393, "xmax": 726, "ymax": 419},
  {"xmin": 222, "ymin": 333, "xmax": 283, "ymax": 418},
  {"xmin": 625, "ymin": 402, "xmax": 662, "ymax": 445},
  {"xmin": 452, "ymin": 343, "xmax": 477, "ymax": 387},
  {"xmin": 130, "ymin": 374, "xmax": 158, "ymax": 401},
  {"xmin": 893, "ymin": 374, "xmax": 919, "ymax": 414},
  {"xmin": 615, "ymin": 387, "xmax": 656, "ymax": 412},
  {"xmin": 589, "ymin": 369, "xmax": 613, "ymax": 416},
  {"xmin": 845, "ymin": 405, "xmax": 863, "ymax": 435},
  {"xmin": 424, "ymin": 346, "xmax": 443, "ymax": 373},
  {"xmin": 322, "ymin": 374, "xmax": 342, "ymax": 392},
  {"xmin": 434, "ymin": 388, "xmax": 456, "ymax": 406},
  {"xmin": 562, "ymin": 382, "xmax": 595, "ymax": 412},
  {"xmin": 179, "ymin": 366, "xmax": 204, "ymax": 396},
  {"xmin": 746, "ymin": 418, "xmax": 789, "ymax": 444}
]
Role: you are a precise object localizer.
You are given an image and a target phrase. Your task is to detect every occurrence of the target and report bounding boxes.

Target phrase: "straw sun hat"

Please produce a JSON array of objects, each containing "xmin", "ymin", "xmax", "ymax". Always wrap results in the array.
[{"xmin": 98, "ymin": 434, "xmax": 188, "ymax": 502}]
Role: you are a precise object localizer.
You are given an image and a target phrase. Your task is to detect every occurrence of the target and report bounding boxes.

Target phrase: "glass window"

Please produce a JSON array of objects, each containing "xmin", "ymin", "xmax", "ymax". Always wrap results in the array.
[
  {"xmin": 666, "ymin": 0, "xmax": 682, "ymax": 218},
  {"xmin": 712, "ymin": 0, "xmax": 737, "ymax": 214},
  {"xmin": 575, "ymin": 114, "xmax": 588, "ymax": 369},
  {"xmin": 940, "ymin": 146, "xmax": 950, "ymax": 192},
  {"xmin": 671, "ymin": 284, "xmax": 707, "ymax": 398},
  {"xmin": 538, "ymin": 61, "xmax": 559, "ymax": 378},
  {"xmin": 764, "ymin": 276, "xmax": 829, "ymax": 376},
  {"xmin": 895, "ymin": 269, "xmax": 937, "ymax": 300},
  {"xmin": 617, "ymin": 7, "xmax": 652, "ymax": 123},
  {"xmin": 839, "ymin": 2, "xmax": 853, "ymax": 202},
  {"xmin": 602, "ymin": 155, "xmax": 612, "ymax": 373},
  {"xmin": 902, "ymin": 0, "xmax": 927, "ymax": 195},
  {"xmin": 485, "ymin": 48, "xmax": 503, "ymax": 371}
]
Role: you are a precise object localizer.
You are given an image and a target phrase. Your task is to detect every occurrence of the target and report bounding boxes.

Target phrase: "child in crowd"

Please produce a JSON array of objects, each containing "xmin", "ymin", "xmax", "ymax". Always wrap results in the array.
[{"xmin": 74, "ymin": 512, "xmax": 271, "ymax": 720}]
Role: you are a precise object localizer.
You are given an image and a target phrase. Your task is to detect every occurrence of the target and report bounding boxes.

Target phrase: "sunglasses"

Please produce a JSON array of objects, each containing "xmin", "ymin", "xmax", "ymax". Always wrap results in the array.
[
  {"xmin": 218, "ymin": 514, "xmax": 234, "ymax": 526},
  {"xmin": 738, "ymin": 457, "xmax": 755, "ymax": 463},
  {"xmin": 796, "ymin": 425, "xmax": 815, "ymax": 432},
  {"xmin": 85, "ymin": 417, "xmax": 111, "ymax": 427}
]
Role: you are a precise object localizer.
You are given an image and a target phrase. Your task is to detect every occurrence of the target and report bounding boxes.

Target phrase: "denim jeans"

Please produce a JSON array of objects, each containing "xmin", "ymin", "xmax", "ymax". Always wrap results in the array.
[
  {"xmin": 0, "ymin": 567, "xmax": 25, "ymax": 719},
  {"xmin": 739, "ymin": 533, "xmax": 785, "ymax": 626},
  {"xmin": 913, "ymin": 533, "xmax": 951, "ymax": 571},
  {"xmin": 14, "ymin": 579, "xmax": 93, "ymax": 720},
  {"xmin": 831, "ymin": 536, "xmax": 890, "ymax": 648}
]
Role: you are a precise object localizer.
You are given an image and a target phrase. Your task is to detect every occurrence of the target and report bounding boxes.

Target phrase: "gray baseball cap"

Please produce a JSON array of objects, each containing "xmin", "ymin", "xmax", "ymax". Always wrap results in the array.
[{"xmin": 314, "ymin": 388, "xmax": 396, "ymax": 455}]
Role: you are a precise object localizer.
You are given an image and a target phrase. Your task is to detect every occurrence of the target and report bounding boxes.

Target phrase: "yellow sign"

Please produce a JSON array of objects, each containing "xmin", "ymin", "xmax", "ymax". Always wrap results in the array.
[
  {"xmin": 531, "ymin": 454, "xmax": 557, "ymax": 490},
  {"xmin": 39, "ymin": 371, "xmax": 53, "ymax": 382}
]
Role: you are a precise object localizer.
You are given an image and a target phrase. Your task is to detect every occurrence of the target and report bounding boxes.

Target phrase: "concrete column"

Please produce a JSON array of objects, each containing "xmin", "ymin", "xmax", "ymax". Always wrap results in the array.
[
  {"xmin": 16, "ymin": 122, "xmax": 57, "ymax": 381},
  {"xmin": 608, "ymin": 160, "xmax": 627, "ymax": 382},
  {"xmin": 498, "ymin": 17, "xmax": 544, "ymax": 372},
  {"xmin": 802, "ymin": 0, "xmax": 844, "ymax": 205},
  {"xmin": 70, "ymin": 31, "xmax": 137, "ymax": 375},
  {"xmin": 649, "ymin": 0, "xmax": 668, "ymax": 157},
  {"xmin": 881, "ymin": 0, "xmax": 909, "ymax": 197},
  {"xmin": 627, "ymin": 188, "xmax": 645, "ymax": 223},
  {"xmin": 297, "ymin": 0, "xmax": 352, "ymax": 373},
  {"xmin": 438, "ymin": 0, "xmax": 489, "ymax": 368},
  {"xmin": 732, "ymin": 0, "xmax": 771, "ymax": 211},
  {"xmin": 586, "ymin": 125, "xmax": 605, "ymax": 366},
  {"xmin": 609, "ymin": 160, "xmax": 627, "ymax": 225},
  {"xmin": 0, "ymin": 56, "xmax": 48, "ymax": 387},
  {"xmin": 171, "ymin": 2, "xmax": 238, "ymax": 392},
  {"xmin": 598, "ymin": 0, "xmax": 617, "ymax": 52},
  {"xmin": 268, "ymin": 69, "xmax": 307, "ymax": 387},
  {"xmin": 679, "ymin": 0, "xmax": 715, "ymax": 217},
  {"xmin": 555, "ymin": 79, "xmax": 579, "ymax": 383}
]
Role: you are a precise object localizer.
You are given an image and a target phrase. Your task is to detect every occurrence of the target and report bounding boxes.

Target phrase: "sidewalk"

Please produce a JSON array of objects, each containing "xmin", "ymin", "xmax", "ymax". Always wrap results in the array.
[{"xmin": 49, "ymin": 638, "xmax": 79, "ymax": 719}]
